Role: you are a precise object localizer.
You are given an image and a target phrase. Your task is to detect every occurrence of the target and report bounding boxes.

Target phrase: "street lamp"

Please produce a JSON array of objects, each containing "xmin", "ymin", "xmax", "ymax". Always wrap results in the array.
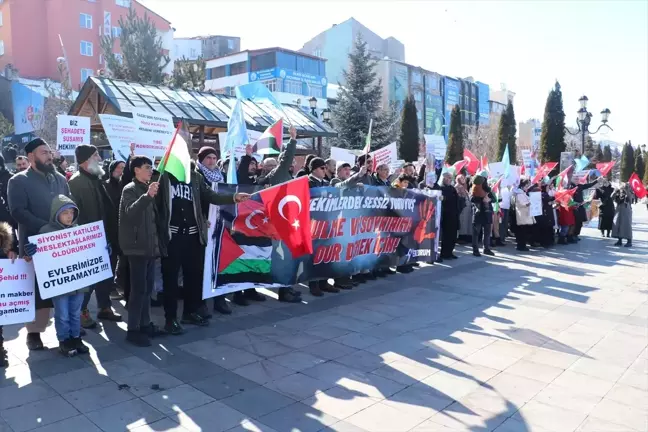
[
  {"xmin": 309, "ymin": 97, "xmax": 318, "ymax": 117},
  {"xmin": 566, "ymin": 95, "xmax": 613, "ymax": 155},
  {"xmin": 321, "ymin": 108, "xmax": 331, "ymax": 124}
]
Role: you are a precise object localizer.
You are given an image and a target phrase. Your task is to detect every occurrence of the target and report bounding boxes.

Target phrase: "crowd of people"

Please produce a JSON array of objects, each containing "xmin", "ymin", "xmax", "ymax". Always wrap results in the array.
[{"xmin": 0, "ymin": 133, "xmax": 639, "ymax": 365}]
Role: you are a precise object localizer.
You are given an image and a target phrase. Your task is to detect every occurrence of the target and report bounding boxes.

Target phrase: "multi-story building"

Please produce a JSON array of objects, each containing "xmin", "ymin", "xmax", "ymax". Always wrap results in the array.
[
  {"xmin": 204, "ymin": 47, "xmax": 328, "ymax": 111},
  {"xmin": 518, "ymin": 119, "xmax": 542, "ymax": 154},
  {"xmin": 172, "ymin": 37, "xmax": 202, "ymax": 62},
  {"xmin": 200, "ymin": 35, "xmax": 240, "ymax": 60},
  {"xmin": 0, "ymin": 0, "xmax": 173, "ymax": 90},
  {"xmin": 489, "ymin": 83, "xmax": 516, "ymax": 107},
  {"xmin": 300, "ymin": 17, "xmax": 404, "ymax": 87}
]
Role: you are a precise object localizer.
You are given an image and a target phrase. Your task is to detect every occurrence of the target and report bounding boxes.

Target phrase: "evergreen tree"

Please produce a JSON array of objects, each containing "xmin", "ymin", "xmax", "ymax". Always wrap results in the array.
[
  {"xmin": 643, "ymin": 151, "xmax": 648, "ymax": 185},
  {"xmin": 0, "ymin": 112, "xmax": 13, "ymax": 140},
  {"xmin": 397, "ymin": 95, "xmax": 420, "ymax": 162},
  {"xmin": 172, "ymin": 56, "xmax": 206, "ymax": 91},
  {"xmin": 332, "ymin": 36, "xmax": 397, "ymax": 150},
  {"xmin": 539, "ymin": 81, "xmax": 566, "ymax": 168},
  {"xmin": 445, "ymin": 105, "xmax": 464, "ymax": 164},
  {"xmin": 620, "ymin": 142, "xmax": 634, "ymax": 182},
  {"xmin": 594, "ymin": 144, "xmax": 605, "ymax": 164},
  {"xmin": 100, "ymin": 8, "xmax": 170, "ymax": 85},
  {"xmin": 610, "ymin": 146, "xmax": 620, "ymax": 181},
  {"xmin": 583, "ymin": 136, "xmax": 596, "ymax": 160},
  {"xmin": 634, "ymin": 149, "xmax": 645, "ymax": 181},
  {"xmin": 496, "ymin": 100, "xmax": 517, "ymax": 163},
  {"xmin": 603, "ymin": 145, "xmax": 612, "ymax": 162}
]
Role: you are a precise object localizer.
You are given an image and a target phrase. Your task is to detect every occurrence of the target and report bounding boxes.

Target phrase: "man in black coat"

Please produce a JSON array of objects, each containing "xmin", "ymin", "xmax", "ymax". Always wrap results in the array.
[
  {"xmin": 435, "ymin": 171, "xmax": 461, "ymax": 261},
  {"xmin": 568, "ymin": 179, "xmax": 597, "ymax": 240}
]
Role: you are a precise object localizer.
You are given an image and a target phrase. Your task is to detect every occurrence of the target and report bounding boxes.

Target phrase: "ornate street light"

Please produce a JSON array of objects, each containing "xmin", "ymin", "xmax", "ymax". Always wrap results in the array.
[{"xmin": 566, "ymin": 95, "xmax": 613, "ymax": 154}]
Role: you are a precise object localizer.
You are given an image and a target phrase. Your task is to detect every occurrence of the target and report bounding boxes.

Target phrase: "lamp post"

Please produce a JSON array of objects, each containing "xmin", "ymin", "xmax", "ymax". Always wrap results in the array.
[
  {"xmin": 321, "ymin": 108, "xmax": 331, "ymax": 124},
  {"xmin": 309, "ymin": 97, "xmax": 318, "ymax": 117},
  {"xmin": 565, "ymin": 95, "xmax": 612, "ymax": 155}
]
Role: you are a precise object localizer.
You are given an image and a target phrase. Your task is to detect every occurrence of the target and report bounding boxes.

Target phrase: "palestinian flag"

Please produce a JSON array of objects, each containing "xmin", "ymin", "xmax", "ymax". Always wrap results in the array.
[
  {"xmin": 253, "ymin": 119, "xmax": 283, "ymax": 155},
  {"xmin": 218, "ymin": 232, "xmax": 277, "ymax": 285},
  {"xmin": 555, "ymin": 165, "xmax": 573, "ymax": 189},
  {"xmin": 158, "ymin": 121, "xmax": 192, "ymax": 183}
]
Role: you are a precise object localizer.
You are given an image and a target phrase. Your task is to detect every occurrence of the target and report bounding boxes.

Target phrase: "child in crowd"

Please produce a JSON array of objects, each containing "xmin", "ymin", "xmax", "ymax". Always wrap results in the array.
[
  {"xmin": 557, "ymin": 201, "xmax": 577, "ymax": 245},
  {"xmin": 26, "ymin": 195, "xmax": 89, "ymax": 357},
  {"xmin": 0, "ymin": 221, "xmax": 18, "ymax": 367}
]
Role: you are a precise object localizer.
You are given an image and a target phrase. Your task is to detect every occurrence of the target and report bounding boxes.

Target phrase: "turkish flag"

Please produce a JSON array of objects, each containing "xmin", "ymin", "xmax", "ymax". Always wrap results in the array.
[
  {"xmin": 232, "ymin": 199, "xmax": 279, "ymax": 239},
  {"xmin": 463, "ymin": 149, "xmax": 480, "ymax": 175},
  {"xmin": 629, "ymin": 172, "xmax": 647, "ymax": 199},
  {"xmin": 554, "ymin": 188, "xmax": 577, "ymax": 207},
  {"xmin": 520, "ymin": 164, "xmax": 526, "ymax": 176},
  {"xmin": 259, "ymin": 176, "xmax": 313, "ymax": 258},
  {"xmin": 452, "ymin": 159, "xmax": 468, "ymax": 173},
  {"xmin": 596, "ymin": 161, "xmax": 615, "ymax": 177},
  {"xmin": 579, "ymin": 170, "xmax": 591, "ymax": 184},
  {"xmin": 480, "ymin": 156, "xmax": 489, "ymax": 171},
  {"xmin": 531, "ymin": 162, "xmax": 558, "ymax": 185}
]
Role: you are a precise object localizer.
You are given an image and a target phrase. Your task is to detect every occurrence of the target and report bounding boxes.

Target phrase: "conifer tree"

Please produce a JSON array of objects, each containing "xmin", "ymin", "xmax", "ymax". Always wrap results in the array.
[
  {"xmin": 445, "ymin": 105, "xmax": 464, "ymax": 164},
  {"xmin": 594, "ymin": 144, "xmax": 605, "ymax": 164},
  {"xmin": 497, "ymin": 100, "xmax": 517, "ymax": 163},
  {"xmin": 540, "ymin": 82, "xmax": 566, "ymax": 169},
  {"xmin": 634, "ymin": 149, "xmax": 645, "ymax": 181},
  {"xmin": 398, "ymin": 95, "xmax": 420, "ymax": 162},
  {"xmin": 620, "ymin": 142, "xmax": 634, "ymax": 182}
]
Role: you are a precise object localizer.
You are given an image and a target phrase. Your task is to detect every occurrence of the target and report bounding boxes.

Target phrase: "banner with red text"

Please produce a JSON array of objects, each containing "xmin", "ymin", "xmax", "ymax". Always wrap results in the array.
[
  {"xmin": 56, "ymin": 115, "xmax": 91, "ymax": 156},
  {"xmin": 28, "ymin": 222, "xmax": 112, "ymax": 299},
  {"xmin": 132, "ymin": 109, "xmax": 176, "ymax": 161},
  {"xmin": 0, "ymin": 260, "xmax": 36, "ymax": 325},
  {"xmin": 204, "ymin": 185, "xmax": 439, "ymax": 297}
]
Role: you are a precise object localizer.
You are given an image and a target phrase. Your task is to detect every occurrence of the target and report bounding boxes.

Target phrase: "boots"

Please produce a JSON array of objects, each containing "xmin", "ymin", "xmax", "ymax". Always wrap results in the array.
[
  {"xmin": 625, "ymin": 239, "xmax": 632, "ymax": 247},
  {"xmin": 472, "ymin": 247, "xmax": 481, "ymax": 257},
  {"xmin": 614, "ymin": 238, "xmax": 623, "ymax": 246},
  {"xmin": 213, "ymin": 296, "xmax": 232, "ymax": 315},
  {"xmin": 558, "ymin": 236, "xmax": 567, "ymax": 245}
]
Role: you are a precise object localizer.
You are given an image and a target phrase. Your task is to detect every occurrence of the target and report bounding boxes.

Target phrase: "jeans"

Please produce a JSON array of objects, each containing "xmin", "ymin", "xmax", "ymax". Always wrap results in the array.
[
  {"xmin": 472, "ymin": 223, "xmax": 491, "ymax": 251},
  {"xmin": 127, "ymin": 256, "xmax": 155, "ymax": 331},
  {"xmin": 559, "ymin": 226, "xmax": 569, "ymax": 237},
  {"xmin": 53, "ymin": 293, "xmax": 84, "ymax": 341},
  {"xmin": 81, "ymin": 278, "xmax": 112, "ymax": 311}
]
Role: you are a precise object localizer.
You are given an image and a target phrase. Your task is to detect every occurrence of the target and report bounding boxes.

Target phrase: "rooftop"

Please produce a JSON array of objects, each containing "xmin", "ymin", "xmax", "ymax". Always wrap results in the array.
[{"xmin": 205, "ymin": 47, "xmax": 327, "ymax": 64}]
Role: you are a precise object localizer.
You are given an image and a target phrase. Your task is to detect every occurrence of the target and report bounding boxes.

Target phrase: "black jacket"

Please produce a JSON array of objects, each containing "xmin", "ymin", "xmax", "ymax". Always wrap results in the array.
[
  {"xmin": 119, "ymin": 179, "xmax": 160, "ymax": 258},
  {"xmin": 308, "ymin": 175, "xmax": 329, "ymax": 188},
  {"xmin": 0, "ymin": 168, "xmax": 12, "ymax": 204},
  {"xmin": 237, "ymin": 155, "xmax": 257, "ymax": 185}
]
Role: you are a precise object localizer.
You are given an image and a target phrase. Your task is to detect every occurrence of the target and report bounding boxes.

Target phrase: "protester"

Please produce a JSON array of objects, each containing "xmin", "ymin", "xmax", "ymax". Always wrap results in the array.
[
  {"xmin": 402, "ymin": 163, "xmax": 419, "ymax": 189},
  {"xmin": 392, "ymin": 174, "xmax": 416, "ymax": 189},
  {"xmin": 612, "ymin": 183, "xmax": 633, "ymax": 247},
  {"xmin": 324, "ymin": 158, "xmax": 336, "ymax": 181},
  {"xmin": 256, "ymin": 158, "xmax": 278, "ymax": 184},
  {"xmin": 8, "ymin": 138, "xmax": 69, "ymax": 350},
  {"xmin": 237, "ymin": 147, "xmax": 258, "ymax": 185},
  {"xmin": 498, "ymin": 183, "xmax": 511, "ymax": 245},
  {"xmin": 68, "ymin": 145, "xmax": 122, "ymax": 329},
  {"xmin": 456, "ymin": 174, "xmax": 473, "ymax": 243},
  {"xmin": 296, "ymin": 154, "xmax": 316, "ymax": 178},
  {"xmin": 512, "ymin": 179, "xmax": 535, "ymax": 251},
  {"xmin": 568, "ymin": 178, "xmax": 598, "ymax": 241},
  {"xmin": 53, "ymin": 155, "xmax": 70, "ymax": 180},
  {"xmin": 371, "ymin": 162, "xmax": 390, "ymax": 186},
  {"xmin": 593, "ymin": 177, "xmax": 615, "ymax": 238},
  {"xmin": 104, "ymin": 160, "xmax": 127, "ymax": 299},
  {"xmin": 539, "ymin": 182, "xmax": 556, "ymax": 248},
  {"xmin": 330, "ymin": 161, "xmax": 365, "ymax": 188},
  {"xmin": 14, "ymin": 156, "xmax": 29, "ymax": 173},
  {"xmin": 29, "ymin": 195, "xmax": 90, "ymax": 356},
  {"xmin": 0, "ymin": 220, "xmax": 18, "ymax": 367},
  {"xmin": 435, "ymin": 171, "xmax": 462, "ymax": 262},
  {"xmin": 470, "ymin": 171, "xmax": 495, "ymax": 257},
  {"xmin": 157, "ymin": 158, "xmax": 248, "ymax": 334},
  {"xmin": 557, "ymin": 200, "xmax": 577, "ymax": 245},
  {"xmin": 0, "ymin": 155, "xmax": 12, "ymax": 203}
]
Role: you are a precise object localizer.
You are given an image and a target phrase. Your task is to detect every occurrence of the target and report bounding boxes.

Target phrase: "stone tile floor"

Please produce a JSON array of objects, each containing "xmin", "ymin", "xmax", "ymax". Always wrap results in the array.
[{"xmin": 1, "ymin": 205, "xmax": 647, "ymax": 431}]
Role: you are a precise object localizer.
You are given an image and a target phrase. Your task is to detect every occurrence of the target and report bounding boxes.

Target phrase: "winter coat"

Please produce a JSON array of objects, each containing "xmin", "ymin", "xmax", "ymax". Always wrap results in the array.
[
  {"xmin": 569, "ymin": 181, "xmax": 597, "ymax": 223},
  {"xmin": 558, "ymin": 206, "xmax": 576, "ymax": 226},
  {"xmin": 236, "ymin": 155, "xmax": 257, "ymax": 185},
  {"xmin": 330, "ymin": 172, "xmax": 364, "ymax": 188},
  {"xmin": 513, "ymin": 191, "xmax": 535, "ymax": 226},
  {"xmin": 0, "ymin": 168, "xmax": 12, "ymax": 204},
  {"xmin": 38, "ymin": 195, "xmax": 89, "ymax": 297},
  {"xmin": 308, "ymin": 175, "xmax": 329, "ymax": 189},
  {"xmin": 594, "ymin": 184, "xmax": 614, "ymax": 231},
  {"xmin": 119, "ymin": 179, "xmax": 160, "ymax": 258},
  {"xmin": 471, "ymin": 183, "xmax": 494, "ymax": 225},
  {"xmin": 257, "ymin": 139, "xmax": 297, "ymax": 186},
  {"xmin": 612, "ymin": 189, "xmax": 633, "ymax": 239}
]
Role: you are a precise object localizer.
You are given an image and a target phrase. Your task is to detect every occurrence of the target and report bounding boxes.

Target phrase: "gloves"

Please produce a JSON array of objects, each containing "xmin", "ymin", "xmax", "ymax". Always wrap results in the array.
[
  {"xmin": 24, "ymin": 242, "xmax": 38, "ymax": 257},
  {"xmin": 106, "ymin": 243, "xmax": 113, "ymax": 256}
]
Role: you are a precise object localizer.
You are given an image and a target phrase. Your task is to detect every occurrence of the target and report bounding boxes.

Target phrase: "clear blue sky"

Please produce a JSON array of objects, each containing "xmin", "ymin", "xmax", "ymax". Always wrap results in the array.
[{"xmin": 142, "ymin": 0, "xmax": 648, "ymax": 146}]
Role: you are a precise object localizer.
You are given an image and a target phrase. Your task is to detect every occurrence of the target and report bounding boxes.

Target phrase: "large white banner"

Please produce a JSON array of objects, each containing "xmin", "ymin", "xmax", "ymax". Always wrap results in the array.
[
  {"xmin": 132, "ymin": 109, "xmax": 175, "ymax": 160},
  {"xmin": 0, "ymin": 260, "xmax": 36, "ymax": 326},
  {"xmin": 99, "ymin": 114, "xmax": 137, "ymax": 161},
  {"xmin": 57, "ymin": 115, "xmax": 91, "ymax": 156},
  {"xmin": 28, "ymin": 222, "xmax": 112, "ymax": 299}
]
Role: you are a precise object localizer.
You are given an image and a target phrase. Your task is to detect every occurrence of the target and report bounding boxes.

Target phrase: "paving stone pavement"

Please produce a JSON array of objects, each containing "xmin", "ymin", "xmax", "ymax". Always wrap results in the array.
[{"xmin": 1, "ymin": 205, "xmax": 647, "ymax": 432}]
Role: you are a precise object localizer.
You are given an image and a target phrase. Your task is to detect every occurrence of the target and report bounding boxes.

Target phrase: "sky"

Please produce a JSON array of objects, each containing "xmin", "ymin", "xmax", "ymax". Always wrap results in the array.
[{"xmin": 141, "ymin": 0, "xmax": 648, "ymax": 146}]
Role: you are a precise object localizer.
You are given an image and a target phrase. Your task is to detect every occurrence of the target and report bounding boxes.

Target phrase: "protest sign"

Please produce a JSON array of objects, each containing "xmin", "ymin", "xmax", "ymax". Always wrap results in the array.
[
  {"xmin": 28, "ymin": 222, "xmax": 112, "ymax": 299},
  {"xmin": 132, "ymin": 109, "xmax": 176, "ymax": 160},
  {"xmin": 0, "ymin": 260, "xmax": 36, "ymax": 326},
  {"xmin": 424, "ymin": 135, "xmax": 446, "ymax": 161},
  {"xmin": 56, "ymin": 115, "xmax": 90, "ymax": 156},
  {"xmin": 560, "ymin": 151, "xmax": 574, "ymax": 174},
  {"xmin": 488, "ymin": 162, "xmax": 504, "ymax": 178},
  {"xmin": 529, "ymin": 191, "xmax": 543, "ymax": 216},
  {"xmin": 370, "ymin": 143, "xmax": 397, "ymax": 167},
  {"xmin": 330, "ymin": 146, "xmax": 356, "ymax": 165},
  {"xmin": 204, "ymin": 185, "xmax": 440, "ymax": 297},
  {"xmin": 99, "ymin": 114, "xmax": 137, "ymax": 161}
]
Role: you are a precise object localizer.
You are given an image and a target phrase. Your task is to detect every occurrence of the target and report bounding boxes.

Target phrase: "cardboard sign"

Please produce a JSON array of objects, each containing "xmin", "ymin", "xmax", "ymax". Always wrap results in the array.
[
  {"xmin": 0, "ymin": 259, "xmax": 36, "ymax": 326},
  {"xmin": 99, "ymin": 114, "xmax": 137, "ymax": 161},
  {"xmin": 330, "ymin": 146, "xmax": 356, "ymax": 165},
  {"xmin": 57, "ymin": 115, "xmax": 91, "ymax": 156},
  {"xmin": 371, "ymin": 143, "xmax": 397, "ymax": 168},
  {"xmin": 132, "ymin": 109, "xmax": 175, "ymax": 160},
  {"xmin": 28, "ymin": 222, "xmax": 112, "ymax": 299},
  {"xmin": 529, "ymin": 191, "xmax": 543, "ymax": 216},
  {"xmin": 424, "ymin": 135, "xmax": 447, "ymax": 161}
]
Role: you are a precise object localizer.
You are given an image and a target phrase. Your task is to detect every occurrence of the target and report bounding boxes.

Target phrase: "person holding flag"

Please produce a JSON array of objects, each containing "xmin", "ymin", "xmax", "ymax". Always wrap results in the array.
[
  {"xmin": 156, "ymin": 122, "xmax": 250, "ymax": 335},
  {"xmin": 568, "ymin": 175, "xmax": 598, "ymax": 241},
  {"xmin": 592, "ymin": 177, "xmax": 615, "ymax": 237},
  {"xmin": 611, "ymin": 183, "xmax": 633, "ymax": 247},
  {"xmin": 512, "ymin": 179, "xmax": 535, "ymax": 251},
  {"xmin": 470, "ymin": 170, "xmax": 496, "ymax": 257}
]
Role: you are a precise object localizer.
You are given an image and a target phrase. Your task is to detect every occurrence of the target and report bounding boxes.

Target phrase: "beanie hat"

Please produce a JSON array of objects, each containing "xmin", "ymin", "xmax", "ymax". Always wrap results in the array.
[
  {"xmin": 309, "ymin": 157, "xmax": 326, "ymax": 172},
  {"xmin": 109, "ymin": 160, "xmax": 125, "ymax": 176},
  {"xmin": 197, "ymin": 146, "xmax": 218, "ymax": 163},
  {"xmin": 25, "ymin": 138, "xmax": 48, "ymax": 154},
  {"xmin": 336, "ymin": 161, "xmax": 351, "ymax": 172},
  {"xmin": 75, "ymin": 144, "xmax": 97, "ymax": 165}
]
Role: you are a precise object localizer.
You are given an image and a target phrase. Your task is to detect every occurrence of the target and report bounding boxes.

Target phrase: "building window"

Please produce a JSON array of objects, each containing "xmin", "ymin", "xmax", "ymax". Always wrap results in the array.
[
  {"xmin": 261, "ymin": 80, "xmax": 277, "ymax": 92},
  {"xmin": 0, "ymin": 41, "xmax": 4, "ymax": 56},
  {"xmin": 283, "ymin": 80, "xmax": 302, "ymax": 95},
  {"xmin": 99, "ymin": 54, "xmax": 103, "ymax": 65},
  {"xmin": 79, "ymin": 13, "xmax": 92, "ymax": 29},
  {"xmin": 116, "ymin": 0, "xmax": 131, "ymax": 7},
  {"xmin": 229, "ymin": 61, "xmax": 246, "ymax": 76},
  {"xmin": 308, "ymin": 85, "xmax": 323, "ymax": 98},
  {"xmin": 0, "ymin": 11, "xmax": 3, "ymax": 27},
  {"xmin": 103, "ymin": 11, "xmax": 111, "ymax": 36},
  {"xmin": 312, "ymin": 48, "xmax": 322, "ymax": 58},
  {"xmin": 227, "ymin": 39, "xmax": 234, "ymax": 50},
  {"xmin": 112, "ymin": 27, "xmax": 121, "ymax": 38},
  {"xmin": 209, "ymin": 66, "xmax": 226, "ymax": 79},
  {"xmin": 250, "ymin": 52, "xmax": 275, "ymax": 71},
  {"xmin": 80, "ymin": 41, "xmax": 93, "ymax": 56},
  {"xmin": 81, "ymin": 68, "xmax": 94, "ymax": 84},
  {"xmin": 190, "ymin": 48, "xmax": 197, "ymax": 58}
]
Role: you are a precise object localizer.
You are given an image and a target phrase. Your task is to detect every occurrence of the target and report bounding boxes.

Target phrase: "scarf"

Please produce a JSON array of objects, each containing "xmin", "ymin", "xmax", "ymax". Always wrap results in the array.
[
  {"xmin": 455, "ymin": 175, "xmax": 468, "ymax": 197},
  {"xmin": 197, "ymin": 162, "xmax": 224, "ymax": 184}
]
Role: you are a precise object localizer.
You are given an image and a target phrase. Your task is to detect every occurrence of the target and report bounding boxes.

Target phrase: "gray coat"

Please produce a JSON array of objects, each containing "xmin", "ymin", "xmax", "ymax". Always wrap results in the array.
[
  {"xmin": 257, "ymin": 138, "xmax": 297, "ymax": 186},
  {"xmin": 611, "ymin": 189, "xmax": 633, "ymax": 240}
]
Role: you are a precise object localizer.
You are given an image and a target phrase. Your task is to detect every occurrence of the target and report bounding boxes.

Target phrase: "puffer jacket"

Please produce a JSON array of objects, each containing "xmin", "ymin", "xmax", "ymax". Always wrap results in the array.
[{"xmin": 119, "ymin": 180, "xmax": 159, "ymax": 258}]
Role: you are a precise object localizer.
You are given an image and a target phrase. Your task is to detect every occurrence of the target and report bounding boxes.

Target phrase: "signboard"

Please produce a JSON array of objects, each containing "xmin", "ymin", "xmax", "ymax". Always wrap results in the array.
[
  {"xmin": 330, "ymin": 147, "xmax": 356, "ymax": 165},
  {"xmin": 11, "ymin": 82, "xmax": 44, "ymax": 135},
  {"xmin": 443, "ymin": 77, "xmax": 460, "ymax": 142},
  {"xmin": 99, "ymin": 114, "xmax": 137, "ymax": 161},
  {"xmin": 390, "ymin": 63, "xmax": 409, "ymax": 113},
  {"xmin": 424, "ymin": 135, "xmax": 446, "ymax": 162},
  {"xmin": 560, "ymin": 151, "xmax": 574, "ymax": 174},
  {"xmin": 425, "ymin": 94, "xmax": 444, "ymax": 136},
  {"xmin": 56, "ymin": 115, "xmax": 91, "ymax": 156},
  {"xmin": 248, "ymin": 68, "xmax": 328, "ymax": 87},
  {"xmin": 371, "ymin": 143, "xmax": 397, "ymax": 168},
  {"xmin": 0, "ymin": 260, "xmax": 36, "ymax": 326},
  {"xmin": 529, "ymin": 192, "xmax": 543, "ymax": 217},
  {"xmin": 28, "ymin": 222, "xmax": 113, "ymax": 299},
  {"xmin": 131, "ymin": 109, "xmax": 176, "ymax": 160}
]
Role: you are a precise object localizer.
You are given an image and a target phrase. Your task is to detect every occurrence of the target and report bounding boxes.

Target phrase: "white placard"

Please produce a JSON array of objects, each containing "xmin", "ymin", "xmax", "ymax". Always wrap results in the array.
[
  {"xmin": 370, "ymin": 142, "xmax": 397, "ymax": 167},
  {"xmin": 488, "ymin": 162, "xmax": 504, "ymax": 178},
  {"xmin": 0, "ymin": 259, "xmax": 36, "ymax": 326},
  {"xmin": 132, "ymin": 109, "xmax": 175, "ymax": 160},
  {"xmin": 424, "ymin": 135, "xmax": 447, "ymax": 161},
  {"xmin": 28, "ymin": 222, "xmax": 113, "ymax": 299},
  {"xmin": 56, "ymin": 115, "xmax": 91, "ymax": 156},
  {"xmin": 330, "ymin": 146, "xmax": 356, "ymax": 165},
  {"xmin": 529, "ymin": 191, "xmax": 543, "ymax": 216},
  {"xmin": 99, "ymin": 114, "xmax": 137, "ymax": 161}
]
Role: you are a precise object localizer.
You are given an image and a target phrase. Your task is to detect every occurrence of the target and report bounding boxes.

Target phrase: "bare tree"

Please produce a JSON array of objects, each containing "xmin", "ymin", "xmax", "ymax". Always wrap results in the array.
[
  {"xmin": 35, "ymin": 60, "xmax": 75, "ymax": 146},
  {"xmin": 463, "ymin": 121, "xmax": 499, "ymax": 162}
]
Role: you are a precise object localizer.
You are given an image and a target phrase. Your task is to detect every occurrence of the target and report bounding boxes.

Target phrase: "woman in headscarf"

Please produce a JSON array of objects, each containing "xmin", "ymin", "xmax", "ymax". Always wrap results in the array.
[
  {"xmin": 470, "ymin": 171, "xmax": 495, "ymax": 257},
  {"xmin": 456, "ymin": 174, "xmax": 472, "ymax": 243},
  {"xmin": 593, "ymin": 177, "xmax": 614, "ymax": 237},
  {"xmin": 611, "ymin": 183, "xmax": 633, "ymax": 247},
  {"xmin": 512, "ymin": 179, "xmax": 535, "ymax": 251}
]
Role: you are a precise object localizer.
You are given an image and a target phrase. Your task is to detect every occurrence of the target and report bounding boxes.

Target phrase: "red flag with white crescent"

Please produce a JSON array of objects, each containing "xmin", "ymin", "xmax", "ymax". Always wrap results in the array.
[
  {"xmin": 463, "ymin": 149, "xmax": 479, "ymax": 175},
  {"xmin": 629, "ymin": 172, "xmax": 647, "ymax": 199},
  {"xmin": 596, "ymin": 161, "xmax": 615, "ymax": 177}
]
